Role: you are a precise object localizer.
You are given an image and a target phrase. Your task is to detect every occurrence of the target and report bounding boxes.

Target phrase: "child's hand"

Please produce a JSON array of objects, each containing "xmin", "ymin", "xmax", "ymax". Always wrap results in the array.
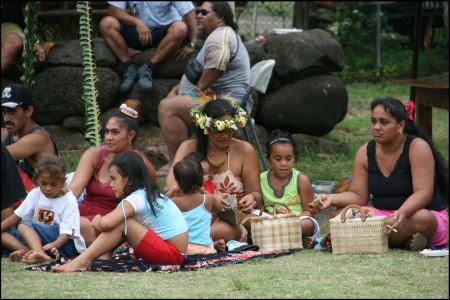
[
  {"xmin": 42, "ymin": 243, "xmax": 57, "ymax": 252},
  {"xmin": 275, "ymin": 206, "xmax": 289, "ymax": 214}
]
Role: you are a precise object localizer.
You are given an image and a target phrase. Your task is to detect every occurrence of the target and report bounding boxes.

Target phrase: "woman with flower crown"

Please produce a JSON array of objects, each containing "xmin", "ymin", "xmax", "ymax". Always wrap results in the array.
[
  {"xmin": 311, "ymin": 97, "xmax": 448, "ymax": 252},
  {"xmin": 164, "ymin": 98, "xmax": 262, "ymax": 251},
  {"xmin": 68, "ymin": 100, "xmax": 157, "ymax": 252}
]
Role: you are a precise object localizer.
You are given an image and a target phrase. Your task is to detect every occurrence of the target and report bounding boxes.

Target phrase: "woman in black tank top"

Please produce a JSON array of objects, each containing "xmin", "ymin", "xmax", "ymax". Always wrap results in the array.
[{"xmin": 311, "ymin": 97, "xmax": 448, "ymax": 251}]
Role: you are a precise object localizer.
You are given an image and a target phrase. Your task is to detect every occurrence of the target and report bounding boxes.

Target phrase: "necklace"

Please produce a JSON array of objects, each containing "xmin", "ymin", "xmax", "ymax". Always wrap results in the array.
[{"xmin": 207, "ymin": 146, "xmax": 229, "ymax": 168}]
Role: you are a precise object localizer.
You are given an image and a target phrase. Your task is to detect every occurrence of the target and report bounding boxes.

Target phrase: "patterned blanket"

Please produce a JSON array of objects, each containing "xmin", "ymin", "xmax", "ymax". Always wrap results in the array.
[{"xmin": 26, "ymin": 244, "xmax": 298, "ymax": 273}]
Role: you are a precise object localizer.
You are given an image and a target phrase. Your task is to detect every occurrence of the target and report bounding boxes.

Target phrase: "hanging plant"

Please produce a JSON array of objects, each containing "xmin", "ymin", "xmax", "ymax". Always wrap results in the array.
[
  {"xmin": 21, "ymin": 1, "xmax": 38, "ymax": 88},
  {"xmin": 76, "ymin": 1, "xmax": 101, "ymax": 147}
]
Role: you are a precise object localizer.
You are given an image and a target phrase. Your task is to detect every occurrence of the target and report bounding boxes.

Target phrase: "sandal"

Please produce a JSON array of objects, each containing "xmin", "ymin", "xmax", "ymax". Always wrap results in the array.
[
  {"xmin": 406, "ymin": 232, "xmax": 428, "ymax": 251},
  {"xmin": 156, "ymin": 163, "xmax": 171, "ymax": 177},
  {"xmin": 147, "ymin": 145, "xmax": 170, "ymax": 162}
]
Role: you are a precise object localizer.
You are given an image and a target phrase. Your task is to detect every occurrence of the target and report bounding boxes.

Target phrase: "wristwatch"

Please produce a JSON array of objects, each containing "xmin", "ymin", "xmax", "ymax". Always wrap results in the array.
[{"xmin": 187, "ymin": 41, "xmax": 195, "ymax": 49}]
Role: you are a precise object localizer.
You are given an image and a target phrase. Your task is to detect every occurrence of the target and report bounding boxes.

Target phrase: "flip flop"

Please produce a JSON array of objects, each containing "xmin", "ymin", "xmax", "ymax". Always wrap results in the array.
[
  {"xmin": 319, "ymin": 233, "xmax": 332, "ymax": 252},
  {"xmin": 146, "ymin": 145, "xmax": 170, "ymax": 162},
  {"xmin": 156, "ymin": 163, "xmax": 171, "ymax": 177},
  {"xmin": 407, "ymin": 232, "xmax": 428, "ymax": 251}
]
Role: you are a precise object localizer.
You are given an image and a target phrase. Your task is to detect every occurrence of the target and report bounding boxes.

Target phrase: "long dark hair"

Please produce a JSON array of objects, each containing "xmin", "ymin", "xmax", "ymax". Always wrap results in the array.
[
  {"xmin": 210, "ymin": 1, "xmax": 239, "ymax": 31},
  {"xmin": 195, "ymin": 98, "xmax": 237, "ymax": 156},
  {"xmin": 266, "ymin": 130, "xmax": 298, "ymax": 162},
  {"xmin": 173, "ymin": 157, "xmax": 204, "ymax": 193},
  {"xmin": 371, "ymin": 97, "xmax": 448, "ymax": 198},
  {"xmin": 110, "ymin": 151, "xmax": 162, "ymax": 216}
]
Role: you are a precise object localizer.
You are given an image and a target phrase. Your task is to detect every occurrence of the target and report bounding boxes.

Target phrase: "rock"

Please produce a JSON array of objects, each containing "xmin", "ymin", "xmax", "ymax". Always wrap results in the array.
[
  {"xmin": 256, "ymin": 75, "xmax": 348, "ymax": 136},
  {"xmin": 33, "ymin": 66, "xmax": 121, "ymax": 124},
  {"xmin": 44, "ymin": 125, "xmax": 89, "ymax": 151},
  {"xmin": 265, "ymin": 29, "xmax": 344, "ymax": 84},
  {"xmin": 62, "ymin": 116, "xmax": 85, "ymax": 129},
  {"xmin": 291, "ymin": 133, "xmax": 349, "ymax": 154},
  {"xmin": 46, "ymin": 39, "xmax": 117, "ymax": 67}
]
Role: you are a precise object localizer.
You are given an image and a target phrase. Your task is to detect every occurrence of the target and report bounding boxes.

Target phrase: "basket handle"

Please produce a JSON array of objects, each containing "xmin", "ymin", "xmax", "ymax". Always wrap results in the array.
[
  {"xmin": 340, "ymin": 204, "xmax": 367, "ymax": 223},
  {"xmin": 262, "ymin": 204, "xmax": 293, "ymax": 219}
]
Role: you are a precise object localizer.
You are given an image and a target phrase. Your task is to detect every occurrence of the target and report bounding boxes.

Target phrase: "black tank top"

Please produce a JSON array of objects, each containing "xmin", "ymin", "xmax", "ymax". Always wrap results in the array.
[
  {"xmin": 367, "ymin": 134, "xmax": 446, "ymax": 211},
  {"xmin": 4, "ymin": 126, "xmax": 59, "ymax": 179}
]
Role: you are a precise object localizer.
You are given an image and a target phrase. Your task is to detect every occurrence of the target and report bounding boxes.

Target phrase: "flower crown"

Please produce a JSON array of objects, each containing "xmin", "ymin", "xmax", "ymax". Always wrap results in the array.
[{"xmin": 190, "ymin": 97, "xmax": 248, "ymax": 135}]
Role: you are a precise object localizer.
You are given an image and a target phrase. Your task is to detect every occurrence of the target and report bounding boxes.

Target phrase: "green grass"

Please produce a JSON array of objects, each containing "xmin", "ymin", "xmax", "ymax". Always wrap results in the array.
[
  {"xmin": 2, "ymin": 81, "xmax": 448, "ymax": 298},
  {"xmin": 2, "ymin": 250, "xmax": 448, "ymax": 298}
]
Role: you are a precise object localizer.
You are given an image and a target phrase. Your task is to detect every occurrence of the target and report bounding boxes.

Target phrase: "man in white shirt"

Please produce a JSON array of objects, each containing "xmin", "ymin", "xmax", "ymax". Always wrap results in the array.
[{"xmin": 100, "ymin": 1, "xmax": 198, "ymax": 92}]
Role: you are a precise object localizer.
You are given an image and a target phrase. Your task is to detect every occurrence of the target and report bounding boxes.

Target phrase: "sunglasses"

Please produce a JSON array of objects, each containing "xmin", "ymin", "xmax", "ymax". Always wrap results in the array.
[{"xmin": 195, "ymin": 8, "xmax": 210, "ymax": 16}]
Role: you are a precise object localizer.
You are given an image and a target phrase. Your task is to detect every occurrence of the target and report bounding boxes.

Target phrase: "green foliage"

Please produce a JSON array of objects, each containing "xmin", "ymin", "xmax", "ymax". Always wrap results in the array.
[
  {"xmin": 20, "ymin": 2, "xmax": 39, "ymax": 88},
  {"xmin": 76, "ymin": 1, "xmax": 101, "ymax": 147}
]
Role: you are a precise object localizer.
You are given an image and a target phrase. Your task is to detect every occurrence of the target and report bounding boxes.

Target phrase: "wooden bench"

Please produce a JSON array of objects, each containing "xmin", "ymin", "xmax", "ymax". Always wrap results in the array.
[{"xmin": 390, "ymin": 79, "xmax": 448, "ymax": 138}]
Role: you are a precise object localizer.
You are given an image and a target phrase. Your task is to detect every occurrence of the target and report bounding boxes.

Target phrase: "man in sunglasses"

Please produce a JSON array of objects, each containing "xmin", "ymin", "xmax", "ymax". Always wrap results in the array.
[
  {"xmin": 1, "ymin": 84, "xmax": 59, "ymax": 188},
  {"xmin": 99, "ymin": 1, "xmax": 198, "ymax": 93},
  {"xmin": 156, "ymin": 1, "xmax": 250, "ymax": 176}
]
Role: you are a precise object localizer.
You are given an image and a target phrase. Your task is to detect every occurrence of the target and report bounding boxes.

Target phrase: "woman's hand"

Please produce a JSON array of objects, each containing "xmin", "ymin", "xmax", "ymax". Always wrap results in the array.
[
  {"xmin": 237, "ymin": 194, "xmax": 256, "ymax": 214},
  {"xmin": 165, "ymin": 184, "xmax": 181, "ymax": 198},
  {"xmin": 91, "ymin": 214, "xmax": 103, "ymax": 231},
  {"xmin": 309, "ymin": 193, "xmax": 333, "ymax": 212},
  {"xmin": 389, "ymin": 209, "xmax": 408, "ymax": 233},
  {"xmin": 42, "ymin": 243, "xmax": 57, "ymax": 252}
]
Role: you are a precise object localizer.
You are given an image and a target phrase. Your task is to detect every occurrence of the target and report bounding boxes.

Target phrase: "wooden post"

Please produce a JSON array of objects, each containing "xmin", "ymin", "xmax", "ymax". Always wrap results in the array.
[{"xmin": 293, "ymin": 2, "xmax": 309, "ymax": 29}]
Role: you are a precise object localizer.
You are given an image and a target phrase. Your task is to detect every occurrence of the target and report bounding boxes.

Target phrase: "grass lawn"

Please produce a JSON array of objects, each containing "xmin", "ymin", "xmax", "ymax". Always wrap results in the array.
[{"xmin": 2, "ymin": 81, "xmax": 448, "ymax": 299}]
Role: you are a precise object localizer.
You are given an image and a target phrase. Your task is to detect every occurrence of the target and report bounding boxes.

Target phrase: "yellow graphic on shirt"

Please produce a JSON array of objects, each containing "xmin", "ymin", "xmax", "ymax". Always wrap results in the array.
[{"xmin": 37, "ymin": 208, "xmax": 54, "ymax": 224}]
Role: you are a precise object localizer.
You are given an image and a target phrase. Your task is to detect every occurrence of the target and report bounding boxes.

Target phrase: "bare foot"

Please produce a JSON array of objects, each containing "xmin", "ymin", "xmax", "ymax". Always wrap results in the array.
[
  {"xmin": 21, "ymin": 250, "xmax": 52, "ymax": 264},
  {"xmin": 302, "ymin": 236, "xmax": 315, "ymax": 249},
  {"xmin": 147, "ymin": 145, "xmax": 170, "ymax": 162},
  {"xmin": 214, "ymin": 239, "xmax": 226, "ymax": 252},
  {"xmin": 51, "ymin": 258, "xmax": 90, "ymax": 273},
  {"xmin": 9, "ymin": 249, "xmax": 29, "ymax": 261}
]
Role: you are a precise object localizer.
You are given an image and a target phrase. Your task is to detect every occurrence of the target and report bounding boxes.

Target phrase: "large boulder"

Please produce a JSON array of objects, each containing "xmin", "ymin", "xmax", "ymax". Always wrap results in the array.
[
  {"xmin": 46, "ymin": 39, "xmax": 116, "ymax": 67},
  {"xmin": 264, "ymin": 29, "xmax": 344, "ymax": 85},
  {"xmin": 33, "ymin": 66, "xmax": 121, "ymax": 124},
  {"xmin": 256, "ymin": 75, "xmax": 348, "ymax": 136},
  {"xmin": 43, "ymin": 125, "xmax": 89, "ymax": 151}
]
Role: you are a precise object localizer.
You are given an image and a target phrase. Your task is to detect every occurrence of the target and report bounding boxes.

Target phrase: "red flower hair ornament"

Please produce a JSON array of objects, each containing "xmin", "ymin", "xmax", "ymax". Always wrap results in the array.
[{"xmin": 405, "ymin": 100, "xmax": 415, "ymax": 121}]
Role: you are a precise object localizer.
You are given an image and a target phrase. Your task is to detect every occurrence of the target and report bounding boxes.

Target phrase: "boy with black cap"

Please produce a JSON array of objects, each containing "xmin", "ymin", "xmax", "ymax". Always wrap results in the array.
[{"xmin": 1, "ymin": 83, "xmax": 59, "ymax": 187}]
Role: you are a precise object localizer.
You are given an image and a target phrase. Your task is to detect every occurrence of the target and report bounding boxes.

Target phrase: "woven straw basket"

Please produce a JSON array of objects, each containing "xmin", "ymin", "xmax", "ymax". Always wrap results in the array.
[
  {"xmin": 330, "ymin": 204, "xmax": 388, "ymax": 254},
  {"xmin": 251, "ymin": 204, "xmax": 303, "ymax": 251}
]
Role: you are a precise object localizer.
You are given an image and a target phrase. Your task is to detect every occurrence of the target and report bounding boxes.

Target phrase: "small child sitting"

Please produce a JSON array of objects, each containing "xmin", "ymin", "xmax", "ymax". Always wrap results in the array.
[
  {"xmin": 1, "ymin": 155, "xmax": 85, "ymax": 263},
  {"xmin": 170, "ymin": 157, "xmax": 223, "ymax": 255},
  {"xmin": 260, "ymin": 131, "xmax": 320, "ymax": 249}
]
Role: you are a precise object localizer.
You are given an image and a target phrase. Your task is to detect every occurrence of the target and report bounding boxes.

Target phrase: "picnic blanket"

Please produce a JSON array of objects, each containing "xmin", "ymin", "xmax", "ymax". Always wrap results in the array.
[{"xmin": 26, "ymin": 243, "xmax": 298, "ymax": 273}]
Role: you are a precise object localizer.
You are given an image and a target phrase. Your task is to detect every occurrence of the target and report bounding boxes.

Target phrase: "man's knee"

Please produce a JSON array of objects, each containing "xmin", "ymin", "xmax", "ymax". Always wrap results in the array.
[
  {"xmin": 99, "ymin": 16, "xmax": 120, "ymax": 36},
  {"xmin": 168, "ymin": 21, "xmax": 188, "ymax": 41}
]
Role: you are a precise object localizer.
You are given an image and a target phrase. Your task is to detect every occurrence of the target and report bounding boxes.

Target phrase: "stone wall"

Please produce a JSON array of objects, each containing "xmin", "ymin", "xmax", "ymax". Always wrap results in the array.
[{"xmin": 1, "ymin": 29, "xmax": 348, "ymax": 155}]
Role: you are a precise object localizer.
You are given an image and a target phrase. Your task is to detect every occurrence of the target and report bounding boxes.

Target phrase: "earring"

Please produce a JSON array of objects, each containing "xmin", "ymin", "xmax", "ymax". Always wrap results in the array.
[{"xmin": 128, "ymin": 140, "xmax": 132, "ymax": 145}]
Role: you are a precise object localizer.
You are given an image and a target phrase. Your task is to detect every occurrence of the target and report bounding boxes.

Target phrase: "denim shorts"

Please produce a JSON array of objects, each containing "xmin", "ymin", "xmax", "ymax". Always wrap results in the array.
[
  {"xmin": 8, "ymin": 220, "xmax": 79, "ymax": 257},
  {"xmin": 120, "ymin": 23, "xmax": 170, "ymax": 50}
]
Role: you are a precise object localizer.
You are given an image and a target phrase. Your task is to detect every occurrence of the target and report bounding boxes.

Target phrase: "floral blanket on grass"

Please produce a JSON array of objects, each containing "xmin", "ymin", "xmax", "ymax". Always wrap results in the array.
[{"xmin": 26, "ymin": 243, "xmax": 298, "ymax": 273}]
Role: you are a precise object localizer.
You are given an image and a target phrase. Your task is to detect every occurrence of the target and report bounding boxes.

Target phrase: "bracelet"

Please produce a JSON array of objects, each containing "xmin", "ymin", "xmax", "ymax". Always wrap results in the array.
[{"xmin": 251, "ymin": 193, "xmax": 257, "ymax": 207}]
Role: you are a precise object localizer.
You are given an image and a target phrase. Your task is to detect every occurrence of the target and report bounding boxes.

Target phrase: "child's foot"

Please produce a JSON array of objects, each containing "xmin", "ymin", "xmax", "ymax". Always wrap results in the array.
[
  {"xmin": 214, "ymin": 239, "xmax": 226, "ymax": 252},
  {"xmin": 9, "ymin": 249, "xmax": 28, "ymax": 261},
  {"xmin": 51, "ymin": 258, "xmax": 90, "ymax": 273},
  {"xmin": 21, "ymin": 250, "xmax": 52, "ymax": 264},
  {"xmin": 302, "ymin": 236, "xmax": 316, "ymax": 249}
]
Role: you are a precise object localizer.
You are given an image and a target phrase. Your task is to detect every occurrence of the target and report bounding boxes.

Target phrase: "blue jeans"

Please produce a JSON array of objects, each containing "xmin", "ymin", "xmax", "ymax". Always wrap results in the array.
[{"xmin": 8, "ymin": 220, "xmax": 78, "ymax": 257}]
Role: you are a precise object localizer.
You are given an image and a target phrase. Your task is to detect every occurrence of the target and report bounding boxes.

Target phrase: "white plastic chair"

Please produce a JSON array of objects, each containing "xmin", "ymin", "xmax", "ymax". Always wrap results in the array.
[{"xmin": 241, "ymin": 59, "xmax": 276, "ymax": 171}]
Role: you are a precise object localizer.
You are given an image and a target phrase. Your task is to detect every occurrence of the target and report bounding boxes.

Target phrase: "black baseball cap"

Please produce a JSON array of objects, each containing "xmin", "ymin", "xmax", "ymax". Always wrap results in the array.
[{"xmin": 1, "ymin": 84, "xmax": 34, "ymax": 110}]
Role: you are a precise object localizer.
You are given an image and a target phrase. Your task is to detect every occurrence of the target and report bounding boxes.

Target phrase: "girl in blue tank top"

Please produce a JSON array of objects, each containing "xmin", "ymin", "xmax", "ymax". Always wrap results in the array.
[{"xmin": 170, "ymin": 156, "xmax": 223, "ymax": 254}]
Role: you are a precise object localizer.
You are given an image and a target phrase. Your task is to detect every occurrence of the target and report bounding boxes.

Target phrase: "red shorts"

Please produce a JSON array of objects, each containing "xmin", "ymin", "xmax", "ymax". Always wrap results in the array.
[{"xmin": 134, "ymin": 229, "xmax": 184, "ymax": 265}]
